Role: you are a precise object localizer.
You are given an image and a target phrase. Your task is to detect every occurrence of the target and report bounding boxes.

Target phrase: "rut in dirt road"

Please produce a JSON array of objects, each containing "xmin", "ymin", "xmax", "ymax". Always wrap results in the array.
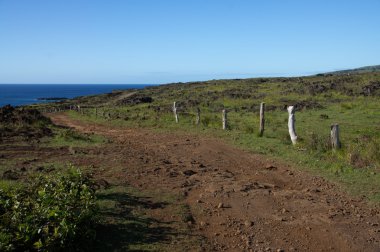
[{"xmin": 50, "ymin": 113, "xmax": 380, "ymax": 252}]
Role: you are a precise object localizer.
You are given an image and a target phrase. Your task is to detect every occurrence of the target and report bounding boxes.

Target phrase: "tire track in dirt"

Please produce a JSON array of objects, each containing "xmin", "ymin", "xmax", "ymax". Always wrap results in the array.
[{"xmin": 50, "ymin": 113, "xmax": 380, "ymax": 252}]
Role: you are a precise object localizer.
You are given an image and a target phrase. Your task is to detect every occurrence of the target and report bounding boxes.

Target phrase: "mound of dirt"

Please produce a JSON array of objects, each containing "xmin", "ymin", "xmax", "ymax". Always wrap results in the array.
[{"xmin": 0, "ymin": 105, "xmax": 53, "ymax": 140}]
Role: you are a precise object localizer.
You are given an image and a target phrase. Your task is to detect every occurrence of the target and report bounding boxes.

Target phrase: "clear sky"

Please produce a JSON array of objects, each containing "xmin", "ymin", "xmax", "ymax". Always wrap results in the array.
[{"xmin": 0, "ymin": 0, "xmax": 379, "ymax": 84}]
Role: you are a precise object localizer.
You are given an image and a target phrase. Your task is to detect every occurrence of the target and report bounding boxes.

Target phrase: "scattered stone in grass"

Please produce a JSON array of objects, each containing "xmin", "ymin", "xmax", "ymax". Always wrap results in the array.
[
  {"xmin": 217, "ymin": 202, "xmax": 224, "ymax": 209},
  {"xmin": 3, "ymin": 170, "xmax": 20, "ymax": 180}
]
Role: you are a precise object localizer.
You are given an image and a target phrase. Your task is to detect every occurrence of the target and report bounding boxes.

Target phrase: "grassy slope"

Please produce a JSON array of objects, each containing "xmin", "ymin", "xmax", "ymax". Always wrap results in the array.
[
  {"xmin": 38, "ymin": 72, "xmax": 380, "ymax": 202},
  {"xmin": 323, "ymin": 65, "xmax": 380, "ymax": 75}
]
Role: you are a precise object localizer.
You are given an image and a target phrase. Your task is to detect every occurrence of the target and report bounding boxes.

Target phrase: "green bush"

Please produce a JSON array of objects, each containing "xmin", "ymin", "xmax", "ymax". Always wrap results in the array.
[{"xmin": 0, "ymin": 167, "xmax": 98, "ymax": 251}]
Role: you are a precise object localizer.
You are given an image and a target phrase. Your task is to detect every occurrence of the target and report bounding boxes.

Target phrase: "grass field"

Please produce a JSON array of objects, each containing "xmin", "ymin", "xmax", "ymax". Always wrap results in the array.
[{"xmin": 47, "ymin": 72, "xmax": 380, "ymax": 202}]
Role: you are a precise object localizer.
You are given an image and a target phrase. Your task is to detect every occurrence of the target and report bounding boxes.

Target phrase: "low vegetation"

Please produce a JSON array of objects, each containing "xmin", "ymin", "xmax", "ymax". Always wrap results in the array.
[{"xmin": 0, "ymin": 167, "xmax": 97, "ymax": 251}]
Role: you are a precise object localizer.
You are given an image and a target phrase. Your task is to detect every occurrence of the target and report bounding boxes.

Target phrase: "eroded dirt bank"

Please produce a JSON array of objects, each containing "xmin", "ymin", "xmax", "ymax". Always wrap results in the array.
[{"xmin": 50, "ymin": 113, "xmax": 380, "ymax": 252}]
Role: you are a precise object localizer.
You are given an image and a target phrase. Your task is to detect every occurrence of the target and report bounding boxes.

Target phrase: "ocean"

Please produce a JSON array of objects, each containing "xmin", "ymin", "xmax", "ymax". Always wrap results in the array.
[{"xmin": 0, "ymin": 84, "xmax": 153, "ymax": 107}]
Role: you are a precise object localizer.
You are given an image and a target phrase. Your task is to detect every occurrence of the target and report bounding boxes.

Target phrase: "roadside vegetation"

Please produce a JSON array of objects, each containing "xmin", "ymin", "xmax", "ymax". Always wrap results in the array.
[{"xmin": 0, "ymin": 167, "xmax": 97, "ymax": 251}]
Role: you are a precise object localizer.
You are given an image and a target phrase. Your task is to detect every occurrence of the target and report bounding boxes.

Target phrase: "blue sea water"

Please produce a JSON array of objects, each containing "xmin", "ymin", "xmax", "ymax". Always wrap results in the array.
[{"xmin": 0, "ymin": 84, "xmax": 153, "ymax": 107}]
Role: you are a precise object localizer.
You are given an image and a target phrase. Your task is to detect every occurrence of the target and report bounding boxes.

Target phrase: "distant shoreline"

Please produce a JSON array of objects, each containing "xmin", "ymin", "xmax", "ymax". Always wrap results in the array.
[
  {"xmin": 37, "ymin": 97, "xmax": 68, "ymax": 101},
  {"xmin": 0, "ymin": 84, "xmax": 153, "ymax": 107}
]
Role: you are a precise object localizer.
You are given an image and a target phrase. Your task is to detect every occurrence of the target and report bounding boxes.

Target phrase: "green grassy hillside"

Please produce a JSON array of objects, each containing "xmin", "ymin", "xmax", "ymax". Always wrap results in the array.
[{"xmin": 36, "ymin": 72, "xmax": 380, "ymax": 201}]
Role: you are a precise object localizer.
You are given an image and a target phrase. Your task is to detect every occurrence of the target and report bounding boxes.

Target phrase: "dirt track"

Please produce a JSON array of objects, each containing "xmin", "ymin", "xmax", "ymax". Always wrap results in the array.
[{"xmin": 50, "ymin": 113, "xmax": 380, "ymax": 252}]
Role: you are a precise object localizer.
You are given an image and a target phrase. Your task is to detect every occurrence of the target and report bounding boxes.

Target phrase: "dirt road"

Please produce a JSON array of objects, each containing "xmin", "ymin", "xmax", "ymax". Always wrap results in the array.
[{"xmin": 50, "ymin": 113, "xmax": 380, "ymax": 252}]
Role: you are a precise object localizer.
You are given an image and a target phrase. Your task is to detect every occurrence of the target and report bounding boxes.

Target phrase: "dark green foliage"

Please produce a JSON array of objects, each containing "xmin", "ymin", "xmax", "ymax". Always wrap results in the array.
[
  {"xmin": 0, "ymin": 105, "xmax": 52, "ymax": 141},
  {"xmin": 0, "ymin": 167, "xmax": 98, "ymax": 251}
]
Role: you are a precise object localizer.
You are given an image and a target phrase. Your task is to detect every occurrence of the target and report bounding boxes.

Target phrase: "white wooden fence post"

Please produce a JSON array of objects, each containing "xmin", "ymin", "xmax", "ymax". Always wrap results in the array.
[
  {"xmin": 259, "ymin": 102, "xmax": 265, "ymax": 137},
  {"xmin": 222, "ymin": 109, "xmax": 227, "ymax": 130},
  {"xmin": 173, "ymin": 102, "xmax": 179, "ymax": 123},
  {"xmin": 331, "ymin": 123, "xmax": 341, "ymax": 150},
  {"xmin": 287, "ymin": 106, "xmax": 297, "ymax": 145}
]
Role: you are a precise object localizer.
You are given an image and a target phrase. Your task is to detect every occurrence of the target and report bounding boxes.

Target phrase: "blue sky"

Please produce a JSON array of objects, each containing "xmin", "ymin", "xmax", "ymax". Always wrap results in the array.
[{"xmin": 0, "ymin": 0, "xmax": 379, "ymax": 84}]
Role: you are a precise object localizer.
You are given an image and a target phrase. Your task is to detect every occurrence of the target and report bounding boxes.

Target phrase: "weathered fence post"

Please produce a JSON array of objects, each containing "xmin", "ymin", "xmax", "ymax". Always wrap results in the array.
[
  {"xmin": 222, "ymin": 109, "xmax": 228, "ymax": 130},
  {"xmin": 331, "ymin": 123, "xmax": 341, "ymax": 150},
  {"xmin": 195, "ymin": 108, "xmax": 200, "ymax": 125},
  {"xmin": 95, "ymin": 108, "xmax": 98, "ymax": 118},
  {"xmin": 287, "ymin": 106, "xmax": 297, "ymax": 145},
  {"xmin": 259, "ymin": 102, "xmax": 265, "ymax": 137},
  {"xmin": 173, "ymin": 102, "xmax": 179, "ymax": 123}
]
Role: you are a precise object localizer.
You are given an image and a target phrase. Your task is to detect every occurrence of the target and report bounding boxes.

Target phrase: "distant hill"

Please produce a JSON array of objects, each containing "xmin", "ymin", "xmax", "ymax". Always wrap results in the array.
[{"xmin": 318, "ymin": 65, "xmax": 380, "ymax": 76}]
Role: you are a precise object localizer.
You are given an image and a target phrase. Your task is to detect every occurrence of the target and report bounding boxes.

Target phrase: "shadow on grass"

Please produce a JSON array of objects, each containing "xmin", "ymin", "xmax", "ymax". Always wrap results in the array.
[{"xmin": 92, "ymin": 190, "xmax": 179, "ymax": 251}]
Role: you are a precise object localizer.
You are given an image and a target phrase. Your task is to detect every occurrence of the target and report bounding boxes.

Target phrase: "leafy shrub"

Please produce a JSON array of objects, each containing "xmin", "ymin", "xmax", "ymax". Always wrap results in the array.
[{"xmin": 0, "ymin": 167, "xmax": 98, "ymax": 251}]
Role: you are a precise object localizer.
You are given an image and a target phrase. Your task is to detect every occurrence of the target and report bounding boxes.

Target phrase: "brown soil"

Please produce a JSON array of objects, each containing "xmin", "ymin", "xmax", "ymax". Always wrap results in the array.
[{"xmin": 48, "ymin": 113, "xmax": 380, "ymax": 252}]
